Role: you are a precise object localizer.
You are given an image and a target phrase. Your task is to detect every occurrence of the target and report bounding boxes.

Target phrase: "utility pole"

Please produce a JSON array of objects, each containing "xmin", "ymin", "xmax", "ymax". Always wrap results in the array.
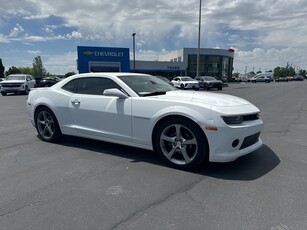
[
  {"xmin": 196, "ymin": 0, "xmax": 202, "ymax": 77},
  {"xmin": 132, "ymin": 33, "xmax": 136, "ymax": 72}
]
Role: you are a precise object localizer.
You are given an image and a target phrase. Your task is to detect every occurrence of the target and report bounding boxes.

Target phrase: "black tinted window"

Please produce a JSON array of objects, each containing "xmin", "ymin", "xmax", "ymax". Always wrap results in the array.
[
  {"xmin": 76, "ymin": 77, "xmax": 120, "ymax": 95},
  {"xmin": 62, "ymin": 79, "xmax": 78, "ymax": 93}
]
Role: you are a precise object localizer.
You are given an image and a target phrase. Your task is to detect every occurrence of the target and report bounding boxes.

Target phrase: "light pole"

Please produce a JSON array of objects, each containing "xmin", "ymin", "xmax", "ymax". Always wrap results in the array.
[
  {"xmin": 132, "ymin": 33, "xmax": 136, "ymax": 72},
  {"xmin": 196, "ymin": 0, "xmax": 202, "ymax": 77}
]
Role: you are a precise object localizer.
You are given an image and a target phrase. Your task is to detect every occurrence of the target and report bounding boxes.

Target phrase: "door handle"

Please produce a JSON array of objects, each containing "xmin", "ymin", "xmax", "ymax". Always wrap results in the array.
[{"xmin": 71, "ymin": 99, "xmax": 80, "ymax": 105}]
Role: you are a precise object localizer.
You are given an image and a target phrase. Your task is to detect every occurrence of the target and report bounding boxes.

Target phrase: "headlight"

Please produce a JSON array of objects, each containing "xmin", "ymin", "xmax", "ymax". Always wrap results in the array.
[{"xmin": 222, "ymin": 115, "xmax": 244, "ymax": 125}]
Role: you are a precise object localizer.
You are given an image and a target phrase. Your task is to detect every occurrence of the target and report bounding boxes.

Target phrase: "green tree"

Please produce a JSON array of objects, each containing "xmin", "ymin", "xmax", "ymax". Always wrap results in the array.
[
  {"xmin": 299, "ymin": 69, "xmax": 307, "ymax": 78},
  {"xmin": 32, "ymin": 56, "xmax": 47, "ymax": 77},
  {"xmin": 19, "ymin": 67, "xmax": 33, "ymax": 75},
  {"xmin": 5, "ymin": 66, "xmax": 21, "ymax": 76},
  {"xmin": 64, "ymin": 71, "xmax": 76, "ymax": 78},
  {"xmin": 0, "ymin": 58, "xmax": 5, "ymax": 78}
]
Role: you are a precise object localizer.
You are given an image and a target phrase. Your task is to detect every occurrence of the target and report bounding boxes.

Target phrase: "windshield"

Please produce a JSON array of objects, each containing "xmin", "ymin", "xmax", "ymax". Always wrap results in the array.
[
  {"xmin": 7, "ymin": 75, "xmax": 26, "ymax": 81},
  {"xmin": 181, "ymin": 77, "xmax": 194, "ymax": 81},
  {"xmin": 204, "ymin": 76, "xmax": 216, "ymax": 80},
  {"xmin": 118, "ymin": 75, "xmax": 177, "ymax": 97}
]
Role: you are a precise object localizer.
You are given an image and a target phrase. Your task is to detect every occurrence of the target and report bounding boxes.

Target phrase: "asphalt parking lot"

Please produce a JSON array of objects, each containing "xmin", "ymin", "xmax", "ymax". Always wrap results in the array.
[{"xmin": 0, "ymin": 81, "xmax": 307, "ymax": 230}]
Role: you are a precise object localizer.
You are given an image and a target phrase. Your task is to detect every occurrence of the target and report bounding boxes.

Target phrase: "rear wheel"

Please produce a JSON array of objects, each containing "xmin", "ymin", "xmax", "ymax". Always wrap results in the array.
[
  {"xmin": 155, "ymin": 117, "xmax": 208, "ymax": 170},
  {"xmin": 35, "ymin": 107, "xmax": 62, "ymax": 142}
]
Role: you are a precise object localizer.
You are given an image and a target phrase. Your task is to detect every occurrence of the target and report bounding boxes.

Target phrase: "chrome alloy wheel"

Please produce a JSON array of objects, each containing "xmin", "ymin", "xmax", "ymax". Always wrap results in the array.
[
  {"xmin": 160, "ymin": 124, "xmax": 198, "ymax": 165},
  {"xmin": 36, "ymin": 110, "xmax": 56, "ymax": 140}
]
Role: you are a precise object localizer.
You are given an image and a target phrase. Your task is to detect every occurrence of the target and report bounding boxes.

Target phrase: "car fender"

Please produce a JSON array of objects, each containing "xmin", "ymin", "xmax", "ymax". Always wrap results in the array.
[
  {"xmin": 150, "ymin": 105, "xmax": 215, "ymax": 137},
  {"xmin": 29, "ymin": 89, "xmax": 74, "ymax": 132}
]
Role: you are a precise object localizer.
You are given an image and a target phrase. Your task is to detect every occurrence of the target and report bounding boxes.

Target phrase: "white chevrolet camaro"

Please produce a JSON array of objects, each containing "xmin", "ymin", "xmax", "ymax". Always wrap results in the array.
[{"xmin": 27, "ymin": 73, "xmax": 263, "ymax": 170}]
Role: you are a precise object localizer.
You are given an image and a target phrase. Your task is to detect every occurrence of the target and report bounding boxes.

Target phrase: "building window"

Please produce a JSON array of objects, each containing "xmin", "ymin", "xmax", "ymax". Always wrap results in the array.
[
  {"xmin": 222, "ymin": 57, "xmax": 230, "ymax": 81},
  {"xmin": 206, "ymin": 56, "xmax": 221, "ymax": 79},
  {"xmin": 187, "ymin": 55, "xmax": 205, "ymax": 77}
]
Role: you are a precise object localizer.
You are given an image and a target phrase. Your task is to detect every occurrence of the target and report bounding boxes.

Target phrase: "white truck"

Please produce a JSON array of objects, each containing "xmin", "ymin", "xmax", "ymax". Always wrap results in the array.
[{"xmin": 0, "ymin": 74, "xmax": 36, "ymax": 96}]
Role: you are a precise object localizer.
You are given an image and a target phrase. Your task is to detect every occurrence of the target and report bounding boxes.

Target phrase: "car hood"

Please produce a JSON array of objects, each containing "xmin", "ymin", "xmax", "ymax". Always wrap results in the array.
[{"xmin": 156, "ymin": 90, "xmax": 252, "ymax": 107}]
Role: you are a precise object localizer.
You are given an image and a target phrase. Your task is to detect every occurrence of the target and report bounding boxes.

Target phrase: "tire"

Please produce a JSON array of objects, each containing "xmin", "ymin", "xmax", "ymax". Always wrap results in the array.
[
  {"xmin": 1, "ymin": 92, "xmax": 7, "ymax": 96},
  {"xmin": 35, "ymin": 107, "xmax": 62, "ymax": 142},
  {"xmin": 204, "ymin": 84, "xmax": 209, "ymax": 90},
  {"xmin": 180, "ymin": 84, "xmax": 185, "ymax": 90},
  {"xmin": 217, "ymin": 87, "xmax": 223, "ymax": 90},
  {"xmin": 154, "ymin": 117, "xmax": 209, "ymax": 170}
]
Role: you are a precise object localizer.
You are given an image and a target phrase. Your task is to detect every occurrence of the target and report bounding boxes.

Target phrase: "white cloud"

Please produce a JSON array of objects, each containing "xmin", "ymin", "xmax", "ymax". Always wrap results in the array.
[
  {"xmin": 0, "ymin": 0, "xmax": 307, "ymax": 74},
  {"xmin": 234, "ymin": 47, "xmax": 305, "ymax": 73},
  {"xmin": 27, "ymin": 50, "xmax": 41, "ymax": 55},
  {"xmin": 43, "ymin": 52, "xmax": 78, "ymax": 75},
  {"xmin": 9, "ymin": 24, "xmax": 25, "ymax": 37},
  {"xmin": 0, "ymin": 34, "xmax": 10, "ymax": 43}
]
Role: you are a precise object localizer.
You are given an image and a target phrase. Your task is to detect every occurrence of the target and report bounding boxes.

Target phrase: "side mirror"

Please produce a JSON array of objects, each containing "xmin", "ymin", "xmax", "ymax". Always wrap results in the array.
[{"xmin": 103, "ymin": 88, "xmax": 128, "ymax": 99}]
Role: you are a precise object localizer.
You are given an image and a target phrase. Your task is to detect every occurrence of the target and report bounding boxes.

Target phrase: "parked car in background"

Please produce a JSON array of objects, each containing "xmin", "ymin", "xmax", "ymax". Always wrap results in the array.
[
  {"xmin": 39, "ymin": 77, "xmax": 62, "ymax": 87},
  {"xmin": 251, "ymin": 73, "xmax": 273, "ymax": 83},
  {"xmin": 0, "ymin": 78, "xmax": 5, "ymax": 93},
  {"xmin": 0, "ymin": 74, "xmax": 36, "ymax": 96},
  {"xmin": 171, "ymin": 76, "xmax": 199, "ymax": 90},
  {"xmin": 195, "ymin": 76, "xmax": 223, "ymax": 90},
  {"xmin": 27, "ymin": 72, "xmax": 263, "ymax": 170},
  {"xmin": 275, "ymin": 77, "xmax": 288, "ymax": 82},
  {"xmin": 294, "ymin": 76, "xmax": 304, "ymax": 81}
]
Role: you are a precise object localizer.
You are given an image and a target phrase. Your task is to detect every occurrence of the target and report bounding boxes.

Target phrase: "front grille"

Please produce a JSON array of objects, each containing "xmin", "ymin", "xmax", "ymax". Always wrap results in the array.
[
  {"xmin": 2, "ymin": 83, "xmax": 22, "ymax": 88},
  {"xmin": 240, "ymin": 132, "xmax": 260, "ymax": 150},
  {"xmin": 209, "ymin": 82, "xmax": 222, "ymax": 87}
]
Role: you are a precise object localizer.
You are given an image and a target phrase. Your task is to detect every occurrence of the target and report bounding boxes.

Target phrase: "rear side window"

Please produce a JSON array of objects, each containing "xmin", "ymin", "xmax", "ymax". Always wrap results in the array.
[{"xmin": 62, "ymin": 79, "xmax": 78, "ymax": 93}]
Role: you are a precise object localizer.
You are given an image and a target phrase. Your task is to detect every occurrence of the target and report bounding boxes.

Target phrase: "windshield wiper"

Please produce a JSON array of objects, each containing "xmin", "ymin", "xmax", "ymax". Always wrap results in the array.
[{"xmin": 142, "ymin": 91, "xmax": 167, "ymax": 97}]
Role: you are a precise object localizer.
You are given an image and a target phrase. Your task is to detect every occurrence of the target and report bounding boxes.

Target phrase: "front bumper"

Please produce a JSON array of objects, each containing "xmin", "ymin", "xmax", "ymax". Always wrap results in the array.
[
  {"xmin": 205, "ymin": 116, "xmax": 264, "ymax": 163},
  {"xmin": 184, "ymin": 83, "xmax": 200, "ymax": 89}
]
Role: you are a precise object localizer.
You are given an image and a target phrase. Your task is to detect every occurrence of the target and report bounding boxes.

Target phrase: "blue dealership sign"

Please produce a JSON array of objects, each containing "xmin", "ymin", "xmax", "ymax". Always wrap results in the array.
[{"xmin": 77, "ymin": 46, "xmax": 130, "ymax": 73}]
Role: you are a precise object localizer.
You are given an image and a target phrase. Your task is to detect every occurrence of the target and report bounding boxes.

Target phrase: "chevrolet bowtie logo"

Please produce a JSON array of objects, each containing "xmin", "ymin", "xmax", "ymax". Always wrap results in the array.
[{"xmin": 84, "ymin": 51, "xmax": 94, "ymax": 56}]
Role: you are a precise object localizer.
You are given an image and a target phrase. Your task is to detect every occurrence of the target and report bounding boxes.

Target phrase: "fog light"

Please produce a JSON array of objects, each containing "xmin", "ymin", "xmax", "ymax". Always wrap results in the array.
[{"xmin": 232, "ymin": 139, "xmax": 239, "ymax": 148}]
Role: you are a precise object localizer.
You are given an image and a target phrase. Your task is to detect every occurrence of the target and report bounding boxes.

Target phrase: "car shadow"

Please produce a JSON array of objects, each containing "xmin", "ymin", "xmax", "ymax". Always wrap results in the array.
[
  {"xmin": 56, "ymin": 136, "xmax": 280, "ymax": 181},
  {"xmin": 193, "ymin": 145, "xmax": 280, "ymax": 181}
]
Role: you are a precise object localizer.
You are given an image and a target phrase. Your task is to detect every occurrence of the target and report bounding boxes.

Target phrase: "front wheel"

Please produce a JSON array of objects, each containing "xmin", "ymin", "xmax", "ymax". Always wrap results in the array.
[
  {"xmin": 1, "ymin": 92, "xmax": 7, "ymax": 96},
  {"xmin": 155, "ymin": 118, "xmax": 208, "ymax": 170},
  {"xmin": 35, "ymin": 107, "xmax": 62, "ymax": 142}
]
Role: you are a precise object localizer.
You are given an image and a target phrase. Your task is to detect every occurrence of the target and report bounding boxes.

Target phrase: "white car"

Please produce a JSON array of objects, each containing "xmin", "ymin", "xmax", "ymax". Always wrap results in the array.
[
  {"xmin": 1, "ymin": 74, "xmax": 36, "ymax": 95},
  {"xmin": 251, "ymin": 73, "xmax": 273, "ymax": 83},
  {"xmin": 27, "ymin": 73, "xmax": 263, "ymax": 170},
  {"xmin": 171, "ymin": 76, "xmax": 200, "ymax": 90}
]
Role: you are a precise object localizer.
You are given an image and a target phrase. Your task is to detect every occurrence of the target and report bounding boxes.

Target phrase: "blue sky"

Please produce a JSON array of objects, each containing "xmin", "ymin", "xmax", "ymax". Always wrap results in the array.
[{"xmin": 1, "ymin": 0, "xmax": 306, "ymax": 75}]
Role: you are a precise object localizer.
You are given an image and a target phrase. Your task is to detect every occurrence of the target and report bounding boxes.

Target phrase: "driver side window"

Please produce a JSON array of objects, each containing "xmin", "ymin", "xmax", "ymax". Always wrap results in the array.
[{"xmin": 76, "ymin": 77, "xmax": 120, "ymax": 95}]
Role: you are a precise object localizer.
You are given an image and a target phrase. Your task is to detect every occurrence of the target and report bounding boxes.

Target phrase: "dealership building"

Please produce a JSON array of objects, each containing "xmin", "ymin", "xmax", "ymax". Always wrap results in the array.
[{"xmin": 77, "ymin": 46, "xmax": 234, "ymax": 81}]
